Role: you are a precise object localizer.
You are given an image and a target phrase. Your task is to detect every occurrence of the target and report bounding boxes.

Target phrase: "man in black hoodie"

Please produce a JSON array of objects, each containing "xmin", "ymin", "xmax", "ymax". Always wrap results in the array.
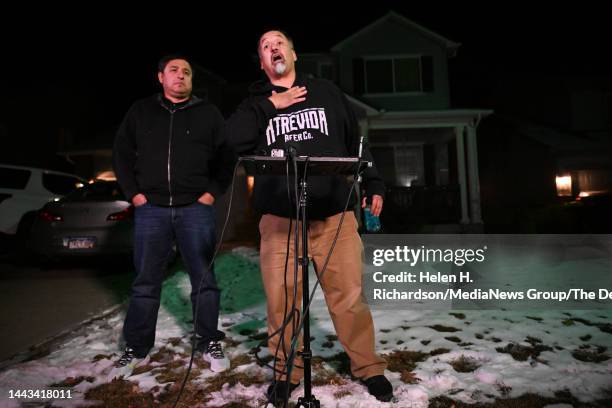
[
  {"xmin": 112, "ymin": 55, "xmax": 234, "ymax": 377},
  {"xmin": 227, "ymin": 31, "xmax": 393, "ymax": 403}
]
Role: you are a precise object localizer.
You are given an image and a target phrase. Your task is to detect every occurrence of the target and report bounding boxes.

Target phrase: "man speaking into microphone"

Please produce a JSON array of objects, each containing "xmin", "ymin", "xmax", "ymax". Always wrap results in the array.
[{"xmin": 226, "ymin": 29, "xmax": 393, "ymax": 403}]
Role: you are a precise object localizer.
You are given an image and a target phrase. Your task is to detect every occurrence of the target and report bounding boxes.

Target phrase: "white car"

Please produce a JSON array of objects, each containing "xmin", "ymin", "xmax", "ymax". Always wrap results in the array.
[{"xmin": 0, "ymin": 164, "xmax": 86, "ymax": 235}]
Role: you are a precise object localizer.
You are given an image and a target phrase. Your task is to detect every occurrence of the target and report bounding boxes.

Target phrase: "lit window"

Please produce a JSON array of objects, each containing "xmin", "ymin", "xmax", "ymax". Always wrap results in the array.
[
  {"xmin": 247, "ymin": 176, "xmax": 254, "ymax": 196},
  {"xmin": 555, "ymin": 175, "xmax": 572, "ymax": 197}
]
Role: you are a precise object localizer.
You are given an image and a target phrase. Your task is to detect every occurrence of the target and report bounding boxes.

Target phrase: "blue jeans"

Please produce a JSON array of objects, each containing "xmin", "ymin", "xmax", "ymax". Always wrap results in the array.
[{"xmin": 123, "ymin": 201, "xmax": 224, "ymax": 357}]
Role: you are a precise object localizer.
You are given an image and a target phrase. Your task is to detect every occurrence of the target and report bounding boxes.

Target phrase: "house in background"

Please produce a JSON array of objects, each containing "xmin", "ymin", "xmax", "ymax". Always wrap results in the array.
[
  {"xmin": 298, "ymin": 11, "xmax": 492, "ymax": 232},
  {"xmin": 476, "ymin": 74, "xmax": 612, "ymax": 231},
  {"xmin": 56, "ymin": 11, "xmax": 496, "ymax": 237},
  {"xmin": 491, "ymin": 74, "xmax": 612, "ymax": 195}
]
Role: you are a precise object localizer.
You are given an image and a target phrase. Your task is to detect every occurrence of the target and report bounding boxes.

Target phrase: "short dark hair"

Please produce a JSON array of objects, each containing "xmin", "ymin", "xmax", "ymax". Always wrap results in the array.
[
  {"xmin": 157, "ymin": 54, "xmax": 193, "ymax": 73},
  {"xmin": 257, "ymin": 29, "xmax": 294, "ymax": 55}
]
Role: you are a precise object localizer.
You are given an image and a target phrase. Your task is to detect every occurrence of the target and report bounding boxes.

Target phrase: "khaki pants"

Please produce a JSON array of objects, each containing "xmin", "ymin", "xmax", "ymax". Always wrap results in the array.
[{"xmin": 259, "ymin": 212, "xmax": 387, "ymax": 383}]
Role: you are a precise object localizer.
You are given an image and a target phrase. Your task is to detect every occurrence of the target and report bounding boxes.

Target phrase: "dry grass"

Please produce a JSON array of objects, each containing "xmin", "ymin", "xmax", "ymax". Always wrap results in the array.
[
  {"xmin": 132, "ymin": 363, "xmax": 156, "ymax": 376},
  {"xmin": 85, "ymin": 378, "xmax": 156, "ymax": 407},
  {"xmin": 92, "ymin": 354, "xmax": 113, "ymax": 362},
  {"xmin": 429, "ymin": 325, "xmax": 462, "ymax": 332},
  {"xmin": 426, "ymin": 388, "xmax": 612, "ymax": 408},
  {"xmin": 430, "ymin": 348, "xmax": 451, "ymax": 356},
  {"xmin": 150, "ymin": 347, "xmax": 181, "ymax": 364},
  {"xmin": 155, "ymin": 367, "xmax": 201, "ymax": 384},
  {"xmin": 384, "ymin": 350, "xmax": 429, "ymax": 373},
  {"xmin": 566, "ymin": 317, "xmax": 612, "ymax": 334},
  {"xmin": 203, "ymin": 370, "xmax": 266, "ymax": 393},
  {"xmin": 156, "ymin": 382, "xmax": 213, "ymax": 407},
  {"xmin": 572, "ymin": 345, "xmax": 610, "ymax": 363},
  {"xmin": 496, "ymin": 339, "xmax": 553, "ymax": 362},
  {"xmin": 166, "ymin": 337, "xmax": 183, "ymax": 347},
  {"xmin": 312, "ymin": 369, "xmax": 347, "ymax": 387},
  {"xmin": 333, "ymin": 389, "xmax": 352, "ymax": 399},
  {"xmin": 400, "ymin": 370, "xmax": 420, "ymax": 384},
  {"xmin": 50, "ymin": 376, "xmax": 94, "ymax": 387},
  {"xmin": 450, "ymin": 355, "xmax": 480, "ymax": 373},
  {"xmin": 231, "ymin": 354, "xmax": 253, "ymax": 368}
]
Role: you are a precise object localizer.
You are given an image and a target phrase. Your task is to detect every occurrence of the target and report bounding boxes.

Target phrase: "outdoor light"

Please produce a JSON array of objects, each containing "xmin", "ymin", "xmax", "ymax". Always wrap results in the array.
[
  {"xmin": 247, "ymin": 176, "xmax": 254, "ymax": 194},
  {"xmin": 576, "ymin": 190, "xmax": 607, "ymax": 201},
  {"xmin": 399, "ymin": 175, "xmax": 418, "ymax": 187},
  {"xmin": 96, "ymin": 170, "xmax": 117, "ymax": 181},
  {"xmin": 555, "ymin": 175, "xmax": 572, "ymax": 197}
]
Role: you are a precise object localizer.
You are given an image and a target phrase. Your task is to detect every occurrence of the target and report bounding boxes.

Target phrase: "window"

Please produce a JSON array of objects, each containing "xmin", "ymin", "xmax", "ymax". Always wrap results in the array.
[
  {"xmin": 369, "ymin": 145, "xmax": 424, "ymax": 187},
  {"xmin": 365, "ymin": 60, "xmax": 394, "ymax": 93},
  {"xmin": 360, "ymin": 56, "xmax": 433, "ymax": 94},
  {"xmin": 395, "ymin": 146, "xmax": 424, "ymax": 187},
  {"xmin": 555, "ymin": 175, "xmax": 572, "ymax": 197},
  {"xmin": 0, "ymin": 167, "xmax": 31, "ymax": 189},
  {"xmin": 394, "ymin": 58, "xmax": 421, "ymax": 92},
  {"xmin": 42, "ymin": 173, "xmax": 83, "ymax": 195}
]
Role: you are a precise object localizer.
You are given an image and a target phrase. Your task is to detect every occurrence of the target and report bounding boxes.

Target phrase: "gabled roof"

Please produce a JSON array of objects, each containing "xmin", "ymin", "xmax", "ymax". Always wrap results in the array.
[{"xmin": 331, "ymin": 11, "xmax": 460, "ymax": 57}]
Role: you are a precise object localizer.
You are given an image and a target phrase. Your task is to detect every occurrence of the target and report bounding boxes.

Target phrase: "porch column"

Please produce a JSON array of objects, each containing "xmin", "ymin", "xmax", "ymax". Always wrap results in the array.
[
  {"xmin": 466, "ymin": 124, "xmax": 483, "ymax": 224},
  {"xmin": 454, "ymin": 125, "xmax": 470, "ymax": 224}
]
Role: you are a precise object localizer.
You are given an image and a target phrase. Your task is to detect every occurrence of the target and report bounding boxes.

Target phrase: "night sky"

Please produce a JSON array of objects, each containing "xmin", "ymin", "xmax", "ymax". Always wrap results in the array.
[{"xmin": 1, "ymin": 4, "xmax": 610, "ymax": 167}]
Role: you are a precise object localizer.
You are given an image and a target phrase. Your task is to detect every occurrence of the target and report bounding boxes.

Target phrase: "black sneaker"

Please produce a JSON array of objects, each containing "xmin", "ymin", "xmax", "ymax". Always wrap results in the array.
[
  {"xmin": 266, "ymin": 380, "xmax": 300, "ymax": 404},
  {"xmin": 363, "ymin": 375, "xmax": 393, "ymax": 402},
  {"xmin": 109, "ymin": 347, "xmax": 150, "ymax": 379}
]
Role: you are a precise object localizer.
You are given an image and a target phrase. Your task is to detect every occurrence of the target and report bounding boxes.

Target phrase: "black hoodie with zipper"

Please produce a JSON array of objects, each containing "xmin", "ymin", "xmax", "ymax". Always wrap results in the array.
[
  {"xmin": 113, "ymin": 94, "xmax": 234, "ymax": 206},
  {"xmin": 227, "ymin": 73, "xmax": 385, "ymax": 219}
]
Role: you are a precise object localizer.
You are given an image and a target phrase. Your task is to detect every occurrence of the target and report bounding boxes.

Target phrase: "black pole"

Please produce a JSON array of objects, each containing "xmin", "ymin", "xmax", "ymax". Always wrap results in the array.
[{"xmin": 296, "ymin": 173, "xmax": 320, "ymax": 408}]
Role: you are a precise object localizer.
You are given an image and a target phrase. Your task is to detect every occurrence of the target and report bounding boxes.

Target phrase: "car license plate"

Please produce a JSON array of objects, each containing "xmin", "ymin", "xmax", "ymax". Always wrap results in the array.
[{"xmin": 64, "ymin": 237, "xmax": 96, "ymax": 249}]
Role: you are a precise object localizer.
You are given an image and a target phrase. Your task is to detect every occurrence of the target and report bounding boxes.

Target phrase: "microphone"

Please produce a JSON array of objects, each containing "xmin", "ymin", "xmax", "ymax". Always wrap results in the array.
[
  {"xmin": 358, "ymin": 136, "xmax": 364, "ymax": 158},
  {"xmin": 285, "ymin": 145, "xmax": 298, "ymax": 158}
]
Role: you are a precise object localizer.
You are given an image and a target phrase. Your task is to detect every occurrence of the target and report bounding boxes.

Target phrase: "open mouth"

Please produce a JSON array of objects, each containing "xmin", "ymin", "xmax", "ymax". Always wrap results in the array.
[{"xmin": 272, "ymin": 54, "xmax": 284, "ymax": 64}]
